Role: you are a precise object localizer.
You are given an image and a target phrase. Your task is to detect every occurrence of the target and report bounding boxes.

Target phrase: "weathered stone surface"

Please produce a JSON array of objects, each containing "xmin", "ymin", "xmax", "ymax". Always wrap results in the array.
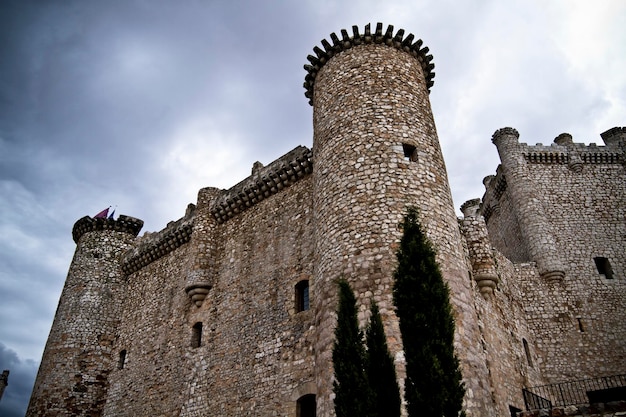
[{"xmin": 27, "ymin": 22, "xmax": 625, "ymax": 417}]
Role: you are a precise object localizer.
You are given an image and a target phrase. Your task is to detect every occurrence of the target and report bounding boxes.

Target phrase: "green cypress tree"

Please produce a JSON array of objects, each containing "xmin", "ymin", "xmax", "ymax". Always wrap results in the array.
[
  {"xmin": 392, "ymin": 208, "xmax": 465, "ymax": 417},
  {"xmin": 365, "ymin": 301, "xmax": 401, "ymax": 417},
  {"xmin": 333, "ymin": 279, "xmax": 370, "ymax": 417}
]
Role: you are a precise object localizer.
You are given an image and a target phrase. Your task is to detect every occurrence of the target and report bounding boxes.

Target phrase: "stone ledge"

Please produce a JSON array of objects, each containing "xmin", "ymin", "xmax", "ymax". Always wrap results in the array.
[
  {"xmin": 121, "ymin": 215, "xmax": 194, "ymax": 275},
  {"xmin": 209, "ymin": 146, "xmax": 312, "ymax": 224}
]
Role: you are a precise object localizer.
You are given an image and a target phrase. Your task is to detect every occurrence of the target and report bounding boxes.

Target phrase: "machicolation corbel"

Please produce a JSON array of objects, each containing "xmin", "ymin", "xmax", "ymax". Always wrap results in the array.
[
  {"xmin": 185, "ymin": 283, "xmax": 212, "ymax": 307},
  {"xmin": 210, "ymin": 146, "xmax": 312, "ymax": 223}
]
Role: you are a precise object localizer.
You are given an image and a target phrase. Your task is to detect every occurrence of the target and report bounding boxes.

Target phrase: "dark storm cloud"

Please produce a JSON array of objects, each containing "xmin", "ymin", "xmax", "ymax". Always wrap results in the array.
[
  {"xmin": 0, "ymin": 344, "xmax": 38, "ymax": 417},
  {"xmin": 1, "ymin": 0, "xmax": 624, "ymax": 414}
]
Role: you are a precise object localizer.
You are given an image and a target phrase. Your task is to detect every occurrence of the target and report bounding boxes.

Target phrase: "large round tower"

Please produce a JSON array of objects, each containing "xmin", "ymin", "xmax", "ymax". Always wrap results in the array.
[
  {"xmin": 306, "ymin": 23, "xmax": 493, "ymax": 416},
  {"xmin": 27, "ymin": 215, "xmax": 142, "ymax": 417}
]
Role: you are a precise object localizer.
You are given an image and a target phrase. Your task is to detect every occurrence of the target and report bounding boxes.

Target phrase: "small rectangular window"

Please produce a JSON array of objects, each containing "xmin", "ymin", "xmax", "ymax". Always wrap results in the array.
[
  {"xmin": 402, "ymin": 143, "xmax": 418, "ymax": 162},
  {"xmin": 118, "ymin": 350, "xmax": 127, "ymax": 370},
  {"xmin": 594, "ymin": 257, "xmax": 614, "ymax": 279},
  {"xmin": 192, "ymin": 322, "xmax": 202, "ymax": 348},
  {"xmin": 296, "ymin": 280, "xmax": 310, "ymax": 312}
]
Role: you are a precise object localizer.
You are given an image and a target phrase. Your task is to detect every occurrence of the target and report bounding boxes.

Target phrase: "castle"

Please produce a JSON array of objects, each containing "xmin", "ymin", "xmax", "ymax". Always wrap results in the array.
[{"xmin": 27, "ymin": 23, "xmax": 626, "ymax": 417}]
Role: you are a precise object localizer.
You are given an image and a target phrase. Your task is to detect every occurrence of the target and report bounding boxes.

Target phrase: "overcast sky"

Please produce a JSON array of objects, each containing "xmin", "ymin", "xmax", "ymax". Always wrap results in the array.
[{"xmin": 1, "ymin": 0, "xmax": 624, "ymax": 414}]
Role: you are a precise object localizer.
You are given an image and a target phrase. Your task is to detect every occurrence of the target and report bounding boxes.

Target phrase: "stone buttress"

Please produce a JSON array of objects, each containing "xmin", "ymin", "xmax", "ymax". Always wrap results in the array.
[
  {"xmin": 26, "ymin": 215, "xmax": 143, "ymax": 417},
  {"xmin": 306, "ymin": 23, "xmax": 493, "ymax": 416}
]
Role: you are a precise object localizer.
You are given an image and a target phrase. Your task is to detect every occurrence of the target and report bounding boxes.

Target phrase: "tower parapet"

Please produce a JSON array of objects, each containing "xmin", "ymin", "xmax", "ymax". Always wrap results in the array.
[
  {"xmin": 72, "ymin": 214, "xmax": 143, "ymax": 243},
  {"xmin": 303, "ymin": 22, "xmax": 435, "ymax": 105}
]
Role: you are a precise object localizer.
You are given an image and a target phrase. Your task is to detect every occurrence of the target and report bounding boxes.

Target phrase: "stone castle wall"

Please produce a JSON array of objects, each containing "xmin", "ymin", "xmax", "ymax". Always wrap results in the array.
[
  {"xmin": 27, "ymin": 22, "xmax": 626, "ymax": 417},
  {"xmin": 102, "ymin": 163, "xmax": 317, "ymax": 416},
  {"xmin": 481, "ymin": 129, "xmax": 626, "ymax": 385}
]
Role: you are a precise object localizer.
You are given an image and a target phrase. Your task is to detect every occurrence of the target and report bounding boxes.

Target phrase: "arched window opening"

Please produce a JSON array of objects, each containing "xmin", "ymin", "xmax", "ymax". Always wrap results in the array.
[
  {"xmin": 295, "ymin": 280, "xmax": 310, "ymax": 313},
  {"xmin": 118, "ymin": 349, "xmax": 127, "ymax": 370},
  {"xmin": 192, "ymin": 322, "xmax": 203, "ymax": 348},
  {"xmin": 296, "ymin": 394, "xmax": 316, "ymax": 417},
  {"xmin": 522, "ymin": 338, "xmax": 533, "ymax": 368}
]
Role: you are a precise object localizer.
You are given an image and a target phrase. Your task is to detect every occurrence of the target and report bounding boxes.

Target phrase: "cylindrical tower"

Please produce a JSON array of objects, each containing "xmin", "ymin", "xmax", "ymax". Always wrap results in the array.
[
  {"xmin": 27, "ymin": 215, "xmax": 142, "ymax": 417},
  {"xmin": 306, "ymin": 23, "xmax": 493, "ymax": 416},
  {"xmin": 491, "ymin": 127, "xmax": 565, "ymax": 281}
]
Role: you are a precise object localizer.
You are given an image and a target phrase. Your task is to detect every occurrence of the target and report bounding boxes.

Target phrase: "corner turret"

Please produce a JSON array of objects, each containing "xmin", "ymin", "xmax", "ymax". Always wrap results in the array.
[
  {"xmin": 600, "ymin": 126, "xmax": 626, "ymax": 148},
  {"xmin": 27, "ymin": 214, "xmax": 143, "ymax": 416},
  {"xmin": 489, "ymin": 127, "xmax": 566, "ymax": 282}
]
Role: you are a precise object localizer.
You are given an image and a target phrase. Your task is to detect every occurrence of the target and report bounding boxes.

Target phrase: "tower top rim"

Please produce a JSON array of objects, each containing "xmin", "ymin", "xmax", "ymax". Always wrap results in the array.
[
  {"xmin": 72, "ymin": 215, "xmax": 144, "ymax": 243},
  {"xmin": 303, "ymin": 22, "xmax": 435, "ymax": 106}
]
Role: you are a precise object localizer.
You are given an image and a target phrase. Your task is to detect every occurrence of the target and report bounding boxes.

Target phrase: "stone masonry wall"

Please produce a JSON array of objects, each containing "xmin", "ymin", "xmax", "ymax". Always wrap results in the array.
[
  {"xmin": 309, "ymin": 24, "xmax": 493, "ymax": 416},
  {"xmin": 190, "ymin": 177, "xmax": 315, "ymax": 416},
  {"xmin": 473, "ymin": 253, "xmax": 548, "ymax": 415},
  {"xmin": 103, "ymin": 242, "xmax": 194, "ymax": 417},
  {"xmin": 27, "ymin": 218, "xmax": 142, "ymax": 417},
  {"xmin": 482, "ymin": 132, "xmax": 626, "ymax": 384},
  {"xmin": 461, "ymin": 200, "xmax": 547, "ymax": 415},
  {"xmin": 102, "ymin": 174, "xmax": 316, "ymax": 417}
]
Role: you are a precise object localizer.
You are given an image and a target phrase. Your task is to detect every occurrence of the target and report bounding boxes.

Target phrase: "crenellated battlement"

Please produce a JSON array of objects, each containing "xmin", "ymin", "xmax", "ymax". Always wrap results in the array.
[
  {"xmin": 483, "ymin": 128, "xmax": 624, "ymax": 222},
  {"xmin": 481, "ymin": 166, "xmax": 506, "ymax": 223},
  {"xmin": 29, "ymin": 20, "xmax": 626, "ymax": 417},
  {"xmin": 209, "ymin": 145, "xmax": 312, "ymax": 223},
  {"xmin": 303, "ymin": 22, "xmax": 435, "ymax": 104},
  {"xmin": 121, "ymin": 208, "xmax": 195, "ymax": 275},
  {"xmin": 491, "ymin": 127, "xmax": 624, "ymax": 168},
  {"xmin": 72, "ymin": 214, "xmax": 144, "ymax": 243}
]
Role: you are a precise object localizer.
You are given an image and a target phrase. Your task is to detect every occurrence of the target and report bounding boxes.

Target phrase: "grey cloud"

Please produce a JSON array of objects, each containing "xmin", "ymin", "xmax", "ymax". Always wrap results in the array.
[
  {"xmin": 0, "ymin": 343, "xmax": 38, "ymax": 417},
  {"xmin": 0, "ymin": 0, "xmax": 624, "ymax": 411}
]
